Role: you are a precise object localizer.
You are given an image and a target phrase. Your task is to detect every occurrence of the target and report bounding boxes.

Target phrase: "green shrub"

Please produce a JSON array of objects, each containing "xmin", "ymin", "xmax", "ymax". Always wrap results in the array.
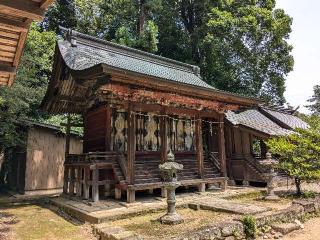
[
  {"xmin": 242, "ymin": 215, "xmax": 257, "ymax": 239},
  {"xmin": 301, "ymin": 191, "xmax": 316, "ymax": 199}
]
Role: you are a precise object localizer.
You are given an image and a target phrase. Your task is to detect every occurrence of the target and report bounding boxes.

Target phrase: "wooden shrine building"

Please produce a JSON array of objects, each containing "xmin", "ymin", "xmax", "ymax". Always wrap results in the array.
[{"xmin": 42, "ymin": 29, "xmax": 260, "ymax": 203}]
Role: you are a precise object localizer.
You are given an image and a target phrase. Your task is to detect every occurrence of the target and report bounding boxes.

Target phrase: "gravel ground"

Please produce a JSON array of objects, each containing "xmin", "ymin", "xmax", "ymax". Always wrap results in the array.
[{"xmin": 283, "ymin": 217, "xmax": 320, "ymax": 240}]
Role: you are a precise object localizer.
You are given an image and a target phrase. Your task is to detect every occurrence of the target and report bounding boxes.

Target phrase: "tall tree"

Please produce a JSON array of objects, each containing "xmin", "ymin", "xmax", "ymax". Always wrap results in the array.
[
  {"xmin": 306, "ymin": 85, "xmax": 320, "ymax": 115},
  {"xmin": 41, "ymin": 0, "xmax": 78, "ymax": 34}
]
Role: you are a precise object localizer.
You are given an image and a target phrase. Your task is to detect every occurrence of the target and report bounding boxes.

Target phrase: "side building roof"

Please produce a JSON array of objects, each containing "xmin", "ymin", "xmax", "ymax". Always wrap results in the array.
[{"xmin": 225, "ymin": 107, "xmax": 308, "ymax": 137}]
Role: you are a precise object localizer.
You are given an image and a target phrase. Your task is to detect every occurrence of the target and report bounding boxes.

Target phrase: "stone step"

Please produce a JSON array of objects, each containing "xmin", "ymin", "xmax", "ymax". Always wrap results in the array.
[
  {"xmin": 93, "ymin": 223, "xmax": 141, "ymax": 240},
  {"xmin": 271, "ymin": 222, "xmax": 301, "ymax": 235}
]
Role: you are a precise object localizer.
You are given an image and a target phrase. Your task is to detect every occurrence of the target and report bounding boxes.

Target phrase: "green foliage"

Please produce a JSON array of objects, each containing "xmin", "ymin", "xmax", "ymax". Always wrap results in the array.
[
  {"xmin": 266, "ymin": 115, "xmax": 320, "ymax": 195},
  {"xmin": 41, "ymin": 0, "xmax": 78, "ymax": 33},
  {"xmin": 242, "ymin": 215, "xmax": 257, "ymax": 239},
  {"xmin": 306, "ymin": 85, "xmax": 320, "ymax": 115},
  {"xmin": 203, "ymin": 1, "xmax": 293, "ymax": 104},
  {"xmin": 0, "ymin": 23, "xmax": 56, "ymax": 149}
]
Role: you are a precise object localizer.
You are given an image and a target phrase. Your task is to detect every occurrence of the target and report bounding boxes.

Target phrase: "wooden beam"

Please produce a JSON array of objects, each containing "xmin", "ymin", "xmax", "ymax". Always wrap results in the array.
[
  {"xmin": 40, "ymin": 0, "xmax": 55, "ymax": 9},
  {"xmin": 0, "ymin": 63, "xmax": 16, "ymax": 73},
  {"xmin": 195, "ymin": 117, "xmax": 204, "ymax": 178},
  {"xmin": 0, "ymin": 16, "xmax": 29, "ymax": 32},
  {"xmin": 13, "ymin": 32, "xmax": 27, "ymax": 66},
  {"xmin": 0, "ymin": 0, "xmax": 45, "ymax": 21},
  {"xmin": 127, "ymin": 103, "xmax": 136, "ymax": 185},
  {"xmin": 217, "ymin": 114, "xmax": 227, "ymax": 177}
]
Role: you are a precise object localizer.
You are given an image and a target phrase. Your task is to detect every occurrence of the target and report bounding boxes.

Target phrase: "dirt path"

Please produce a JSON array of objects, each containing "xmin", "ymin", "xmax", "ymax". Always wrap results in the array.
[{"xmin": 283, "ymin": 217, "xmax": 320, "ymax": 240}]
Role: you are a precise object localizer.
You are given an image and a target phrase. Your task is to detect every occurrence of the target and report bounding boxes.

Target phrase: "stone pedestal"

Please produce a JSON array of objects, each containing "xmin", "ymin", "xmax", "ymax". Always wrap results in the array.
[
  {"xmin": 158, "ymin": 150, "xmax": 184, "ymax": 225},
  {"xmin": 160, "ymin": 184, "xmax": 183, "ymax": 225}
]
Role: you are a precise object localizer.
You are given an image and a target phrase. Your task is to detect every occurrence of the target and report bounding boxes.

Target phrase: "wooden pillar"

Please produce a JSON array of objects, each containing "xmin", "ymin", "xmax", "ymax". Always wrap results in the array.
[
  {"xmin": 68, "ymin": 167, "xmax": 75, "ymax": 195},
  {"xmin": 65, "ymin": 114, "xmax": 71, "ymax": 158},
  {"xmin": 92, "ymin": 168, "xmax": 99, "ymax": 202},
  {"xmin": 83, "ymin": 167, "xmax": 90, "ymax": 200},
  {"xmin": 126, "ymin": 105, "xmax": 136, "ymax": 203},
  {"xmin": 160, "ymin": 109, "xmax": 168, "ymax": 163},
  {"xmin": 105, "ymin": 105, "xmax": 112, "ymax": 151},
  {"xmin": 76, "ymin": 167, "xmax": 82, "ymax": 197},
  {"xmin": 218, "ymin": 114, "xmax": 227, "ymax": 177},
  {"xmin": 115, "ymin": 188, "xmax": 122, "ymax": 200},
  {"xmin": 195, "ymin": 118, "xmax": 204, "ymax": 178},
  {"xmin": 63, "ymin": 166, "xmax": 69, "ymax": 194}
]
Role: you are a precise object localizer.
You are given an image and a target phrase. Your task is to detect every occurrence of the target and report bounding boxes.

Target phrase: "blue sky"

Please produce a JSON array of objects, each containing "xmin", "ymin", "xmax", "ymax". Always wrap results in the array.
[{"xmin": 276, "ymin": 0, "xmax": 320, "ymax": 113}]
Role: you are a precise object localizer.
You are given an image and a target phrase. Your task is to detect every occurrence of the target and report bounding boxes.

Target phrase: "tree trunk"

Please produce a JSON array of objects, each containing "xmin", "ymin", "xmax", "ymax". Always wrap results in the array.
[
  {"xmin": 138, "ymin": 0, "xmax": 147, "ymax": 36},
  {"xmin": 294, "ymin": 177, "xmax": 302, "ymax": 196}
]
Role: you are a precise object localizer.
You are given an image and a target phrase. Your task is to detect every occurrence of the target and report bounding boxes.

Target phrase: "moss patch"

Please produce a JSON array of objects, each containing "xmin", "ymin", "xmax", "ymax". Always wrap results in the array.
[
  {"xmin": 0, "ymin": 204, "xmax": 95, "ymax": 240},
  {"xmin": 109, "ymin": 208, "xmax": 235, "ymax": 239}
]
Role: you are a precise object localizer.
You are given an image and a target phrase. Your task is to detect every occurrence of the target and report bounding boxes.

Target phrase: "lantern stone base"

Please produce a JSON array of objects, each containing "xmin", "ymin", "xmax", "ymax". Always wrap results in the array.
[{"xmin": 159, "ymin": 212, "xmax": 184, "ymax": 225}]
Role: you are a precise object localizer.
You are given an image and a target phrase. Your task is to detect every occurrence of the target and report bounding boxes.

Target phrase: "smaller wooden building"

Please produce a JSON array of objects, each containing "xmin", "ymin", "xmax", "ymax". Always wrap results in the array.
[
  {"xmin": 225, "ymin": 106, "xmax": 308, "ymax": 185},
  {"xmin": 2, "ymin": 121, "xmax": 82, "ymax": 195}
]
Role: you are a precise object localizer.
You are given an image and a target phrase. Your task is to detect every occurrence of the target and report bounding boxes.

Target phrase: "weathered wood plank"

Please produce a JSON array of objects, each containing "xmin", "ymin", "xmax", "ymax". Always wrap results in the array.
[
  {"xmin": 13, "ymin": 32, "xmax": 27, "ymax": 66},
  {"xmin": 0, "ymin": 0, "xmax": 45, "ymax": 21},
  {"xmin": 0, "ymin": 16, "xmax": 29, "ymax": 32},
  {"xmin": 0, "ymin": 30, "xmax": 20, "ymax": 40},
  {"xmin": 0, "ymin": 44, "xmax": 16, "ymax": 53},
  {"xmin": 0, "ymin": 50, "xmax": 15, "ymax": 58},
  {"xmin": 0, "ymin": 36, "xmax": 18, "ymax": 46},
  {"xmin": 0, "ymin": 56, "xmax": 13, "ymax": 63}
]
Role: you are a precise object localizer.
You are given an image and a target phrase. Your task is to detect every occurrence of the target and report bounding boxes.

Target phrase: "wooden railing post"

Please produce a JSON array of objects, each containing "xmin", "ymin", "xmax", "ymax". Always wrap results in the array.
[
  {"xmin": 83, "ymin": 167, "xmax": 90, "ymax": 200},
  {"xmin": 63, "ymin": 166, "xmax": 69, "ymax": 194},
  {"xmin": 160, "ymin": 109, "xmax": 168, "ymax": 163},
  {"xmin": 126, "ymin": 104, "xmax": 136, "ymax": 203},
  {"xmin": 218, "ymin": 114, "xmax": 227, "ymax": 177},
  {"xmin": 92, "ymin": 168, "xmax": 99, "ymax": 202},
  {"xmin": 127, "ymin": 105, "xmax": 136, "ymax": 184},
  {"xmin": 195, "ymin": 118, "xmax": 204, "ymax": 179}
]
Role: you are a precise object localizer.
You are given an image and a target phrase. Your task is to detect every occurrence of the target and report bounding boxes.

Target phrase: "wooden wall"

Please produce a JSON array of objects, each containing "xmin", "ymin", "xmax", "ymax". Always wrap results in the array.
[
  {"xmin": 24, "ymin": 127, "xmax": 83, "ymax": 192},
  {"xmin": 84, "ymin": 106, "xmax": 110, "ymax": 152}
]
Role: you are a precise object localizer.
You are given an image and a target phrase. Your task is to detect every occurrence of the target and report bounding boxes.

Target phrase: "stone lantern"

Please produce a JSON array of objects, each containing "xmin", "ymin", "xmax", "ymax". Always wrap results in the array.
[
  {"xmin": 158, "ymin": 150, "xmax": 184, "ymax": 224},
  {"xmin": 260, "ymin": 152, "xmax": 279, "ymax": 201}
]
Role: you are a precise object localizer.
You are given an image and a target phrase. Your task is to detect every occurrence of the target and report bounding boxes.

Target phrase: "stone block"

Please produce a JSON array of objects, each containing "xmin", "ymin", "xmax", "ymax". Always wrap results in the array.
[
  {"xmin": 217, "ymin": 221, "xmax": 243, "ymax": 237},
  {"xmin": 271, "ymin": 222, "xmax": 300, "ymax": 235},
  {"xmin": 293, "ymin": 199, "xmax": 316, "ymax": 213}
]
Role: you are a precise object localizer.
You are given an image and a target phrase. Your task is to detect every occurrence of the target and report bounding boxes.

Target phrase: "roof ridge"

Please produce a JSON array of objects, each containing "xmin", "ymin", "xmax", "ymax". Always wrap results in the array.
[{"xmin": 61, "ymin": 27, "xmax": 201, "ymax": 76}]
